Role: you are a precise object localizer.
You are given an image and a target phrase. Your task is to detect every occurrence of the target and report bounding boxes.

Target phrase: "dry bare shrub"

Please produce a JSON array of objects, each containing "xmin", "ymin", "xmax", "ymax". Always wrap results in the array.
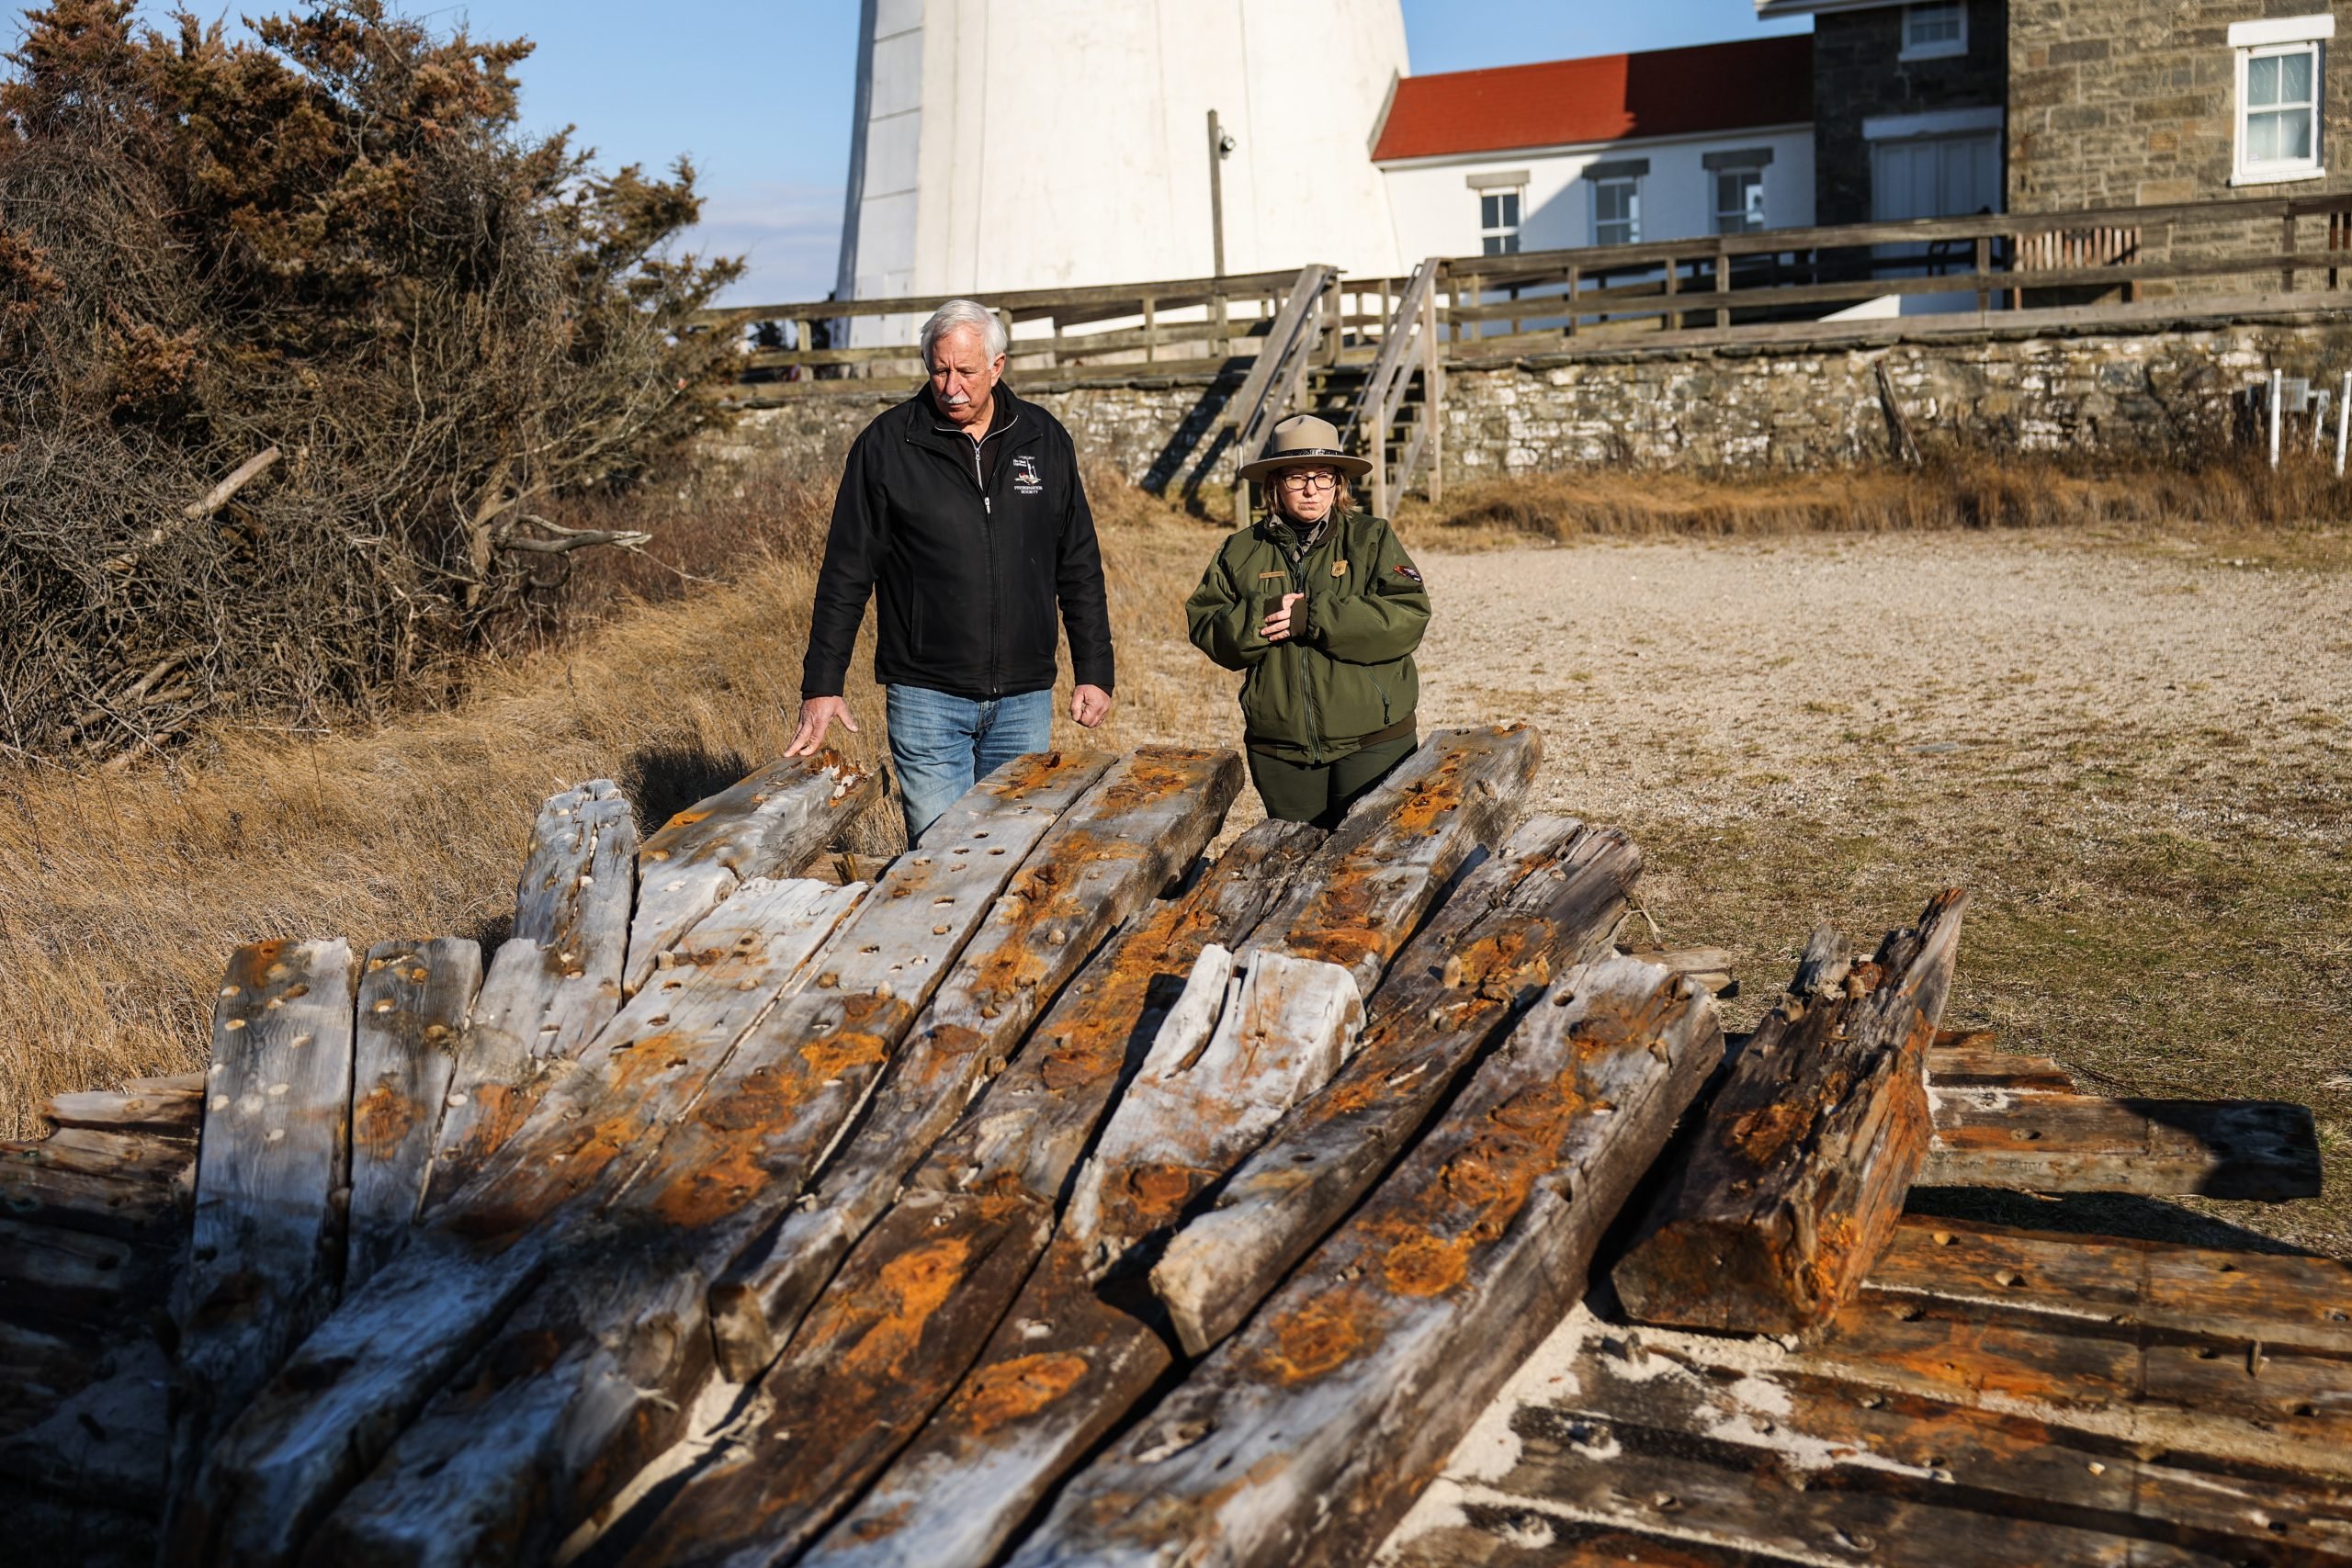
[{"xmin": 0, "ymin": 1, "xmax": 742, "ymax": 761}]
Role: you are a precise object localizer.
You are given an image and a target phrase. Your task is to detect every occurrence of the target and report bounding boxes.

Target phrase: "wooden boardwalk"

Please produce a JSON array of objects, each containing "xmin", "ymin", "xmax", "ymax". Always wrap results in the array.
[{"xmin": 0, "ymin": 731, "xmax": 2336, "ymax": 1567}]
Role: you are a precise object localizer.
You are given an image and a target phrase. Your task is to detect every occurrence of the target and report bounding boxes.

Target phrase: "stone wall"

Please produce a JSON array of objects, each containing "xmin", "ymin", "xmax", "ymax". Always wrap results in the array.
[
  {"xmin": 718, "ymin": 313, "xmax": 2352, "ymax": 490},
  {"xmin": 1813, "ymin": 0, "xmax": 2010, "ymax": 228}
]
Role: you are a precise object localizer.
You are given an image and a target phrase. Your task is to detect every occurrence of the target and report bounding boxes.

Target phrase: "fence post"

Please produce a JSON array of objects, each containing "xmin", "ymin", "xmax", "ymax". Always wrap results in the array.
[
  {"xmin": 2270, "ymin": 368, "xmax": 2283, "ymax": 470},
  {"xmin": 2283, "ymin": 211, "xmax": 2298, "ymax": 294},
  {"xmin": 1974, "ymin": 234, "xmax": 1992, "ymax": 314},
  {"xmin": 1662, "ymin": 257, "xmax": 1679, "ymax": 333},
  {"xmin": 1566, "ymin": 265, "xmax": 1580, "ymax": 339},
  {"xmin": 1423, "ymin": 273, "xmax": 1444, "ymax": 506},
  {"xmin": 1714, "ymin": 248, "xmax": 1731, "ymax": 329},
  {"xmin": 2336, "ymin": 371, "xmax": 2348, "ymax": 478}
]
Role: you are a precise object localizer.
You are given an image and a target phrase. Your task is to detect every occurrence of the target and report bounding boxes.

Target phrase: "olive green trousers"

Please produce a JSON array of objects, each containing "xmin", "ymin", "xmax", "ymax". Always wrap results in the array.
[{"xmin": 1245, "ymin": 731, "xmax": 1418, "ymax": 830}]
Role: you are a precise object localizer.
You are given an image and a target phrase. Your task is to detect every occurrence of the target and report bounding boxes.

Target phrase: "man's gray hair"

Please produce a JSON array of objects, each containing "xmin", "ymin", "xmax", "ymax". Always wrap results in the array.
[{"xmin": 921, "ymin": 299, "xmax": 1008, "ymax": 366}]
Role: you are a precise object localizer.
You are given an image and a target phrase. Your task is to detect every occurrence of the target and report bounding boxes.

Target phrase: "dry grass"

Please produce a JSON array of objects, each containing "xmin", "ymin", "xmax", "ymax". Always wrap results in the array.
[
  {"xmin": 1398, "ymin": 449, "xmax": 2352, "ymax": 552},
  {"xmin": 3, "ymin": 456, "xmax": 2344, "ymax": 1264}
]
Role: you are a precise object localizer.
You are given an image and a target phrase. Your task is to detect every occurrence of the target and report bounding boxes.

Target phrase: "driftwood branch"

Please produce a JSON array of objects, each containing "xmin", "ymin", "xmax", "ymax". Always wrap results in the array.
[{"xmin": 493, "ymin": 516, "xmax": 653, "ymax": 555}]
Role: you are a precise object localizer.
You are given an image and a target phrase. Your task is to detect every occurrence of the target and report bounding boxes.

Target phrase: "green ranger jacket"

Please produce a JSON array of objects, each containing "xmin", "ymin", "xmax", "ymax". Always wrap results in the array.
[{"xmin": 1185, "ymin": 508, "xmax": 1431, "ymax": 763}]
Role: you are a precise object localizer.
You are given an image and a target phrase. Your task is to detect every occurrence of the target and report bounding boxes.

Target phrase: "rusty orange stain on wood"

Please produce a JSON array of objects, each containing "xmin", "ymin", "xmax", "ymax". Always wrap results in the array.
[
  {"xmin": 1379, "ymin": 1232, "xmax": 1474, "ymax": 1297},
  {"xmin": 838, "ymin": 1236, "xmax": 975, "ymax": 1380},
  {"xmin": 1729, "ymin": 1099, "xmax": 1815, "ymax": 1168},
  {"xmin": 1257, "ymin": 1297, "xmax": 1370, "ymax": 1382},
  {"xmin": 800, "ymin": 1030, "xmax": 889, "ymax": 1081},
  {"xmin": 960, "ymin": 1351, "xmax": 1092, "ymax": 1435},
  {"xmin": 353, "ymin": 1079, "xmax": 418, "ymax": 1159}
]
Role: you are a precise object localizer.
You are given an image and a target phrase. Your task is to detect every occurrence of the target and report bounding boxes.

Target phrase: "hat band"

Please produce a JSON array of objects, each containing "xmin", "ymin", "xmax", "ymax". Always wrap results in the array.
[{"xmin": 1261, "ymin": 446, "xmax": 1351, "ymax": 462}]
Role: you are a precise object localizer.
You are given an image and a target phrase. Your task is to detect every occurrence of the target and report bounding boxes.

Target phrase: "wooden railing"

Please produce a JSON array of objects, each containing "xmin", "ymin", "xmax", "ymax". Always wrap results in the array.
[
  {"xmin": 1221, "ymin": 265, "xmax": 1338, "ymax": 489},
  {"xmin": 1421, "ymin": 190, "xmax": 2352, "ymax": 355}
]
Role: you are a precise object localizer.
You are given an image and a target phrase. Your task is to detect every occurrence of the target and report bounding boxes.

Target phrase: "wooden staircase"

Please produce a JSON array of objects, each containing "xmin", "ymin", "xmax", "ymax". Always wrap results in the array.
[
  {"xmin": 1220, "ymin": 263, "xmax": 1337, "ymax": 494},
  {"xmin": 1345, "ymin": 255, "xmax": 1446, "ymax": 517}
]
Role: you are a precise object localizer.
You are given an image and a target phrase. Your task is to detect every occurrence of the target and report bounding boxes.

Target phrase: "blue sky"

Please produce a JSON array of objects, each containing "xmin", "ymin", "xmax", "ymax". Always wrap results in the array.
[{"xmin": 104, "ymin": 1, "xmax": 1806, "ymax": 303}]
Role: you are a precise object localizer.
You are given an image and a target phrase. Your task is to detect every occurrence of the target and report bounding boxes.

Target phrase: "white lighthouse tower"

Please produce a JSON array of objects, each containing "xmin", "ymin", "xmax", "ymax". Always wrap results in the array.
[{"xmin": 834, "ymin": 0, "xmax": 1410, "ymax": 303}]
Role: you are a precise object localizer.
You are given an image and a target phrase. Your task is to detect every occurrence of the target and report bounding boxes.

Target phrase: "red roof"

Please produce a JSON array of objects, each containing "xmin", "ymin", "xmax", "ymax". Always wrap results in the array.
[{"xmin": 1372, "ymin": 36, "xmax": 1815, "ymax": 163}]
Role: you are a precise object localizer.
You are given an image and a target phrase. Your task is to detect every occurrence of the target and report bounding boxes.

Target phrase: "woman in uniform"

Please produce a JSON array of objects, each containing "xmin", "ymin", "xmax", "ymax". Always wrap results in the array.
[{"xmin": 1185, "ymin": 413, "xmax": 1430, "ymax": 828}]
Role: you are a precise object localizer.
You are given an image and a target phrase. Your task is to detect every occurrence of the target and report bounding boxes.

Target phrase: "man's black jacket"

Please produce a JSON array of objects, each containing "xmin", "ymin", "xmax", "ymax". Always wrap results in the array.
[{"xmin": 801, "ymin": 382, "xmax": 1115, "ymax": 702}]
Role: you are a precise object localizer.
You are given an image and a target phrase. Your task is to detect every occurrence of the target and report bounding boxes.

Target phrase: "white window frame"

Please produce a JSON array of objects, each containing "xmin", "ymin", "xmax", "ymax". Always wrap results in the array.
[
  {"xmin": 1712, "ymin": 166, "xmax": 1768, "ymax": 235},
  {"xmin": 1900, "ymin": 2, "xmax": 1968, "ymax": 63},
  {"xmin": 1477, "ymin": 186, "xmax": 1523, "ymax": 256},
  {"xmin": 2232, "ymin": 17, "xmax": 2333, "ymax": 186},
  {"xmin": 1592, "ymin": 175, "xmax": 1642, "ymax": 247}
]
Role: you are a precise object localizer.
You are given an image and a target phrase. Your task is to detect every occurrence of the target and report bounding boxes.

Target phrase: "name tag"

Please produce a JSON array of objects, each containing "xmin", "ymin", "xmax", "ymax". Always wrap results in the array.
[{"xmin": 1258, "ymin": 570, "xmax": 1288, "ymax": 581}]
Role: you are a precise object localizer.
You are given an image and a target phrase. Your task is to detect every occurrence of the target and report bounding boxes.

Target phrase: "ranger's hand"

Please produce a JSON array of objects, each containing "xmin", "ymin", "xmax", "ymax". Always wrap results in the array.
[
  {"xmin": 1261, "ymin": 592, "xmax": 1305, "ymax": 643},
  {"xmin": 784, "ymin": 695, "xmax": 857, "ymax": 758},
  {"xmin": 1070, "ymin": 683, "xmax": 1113, "ymax": 728}
]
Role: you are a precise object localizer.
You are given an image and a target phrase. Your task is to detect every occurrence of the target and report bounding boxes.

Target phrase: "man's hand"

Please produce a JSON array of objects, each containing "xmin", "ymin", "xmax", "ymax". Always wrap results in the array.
[
  {"xmin": 1070, "ymin": 683, "xmax": 1113, "ymax": 728},
  {"xmin": 1261, "ymin": 592, "xmax": 1305, "ymax": 643},
  {"xmin": 784, "ymin": 695, "xmax": 858, "ymax": 758}
]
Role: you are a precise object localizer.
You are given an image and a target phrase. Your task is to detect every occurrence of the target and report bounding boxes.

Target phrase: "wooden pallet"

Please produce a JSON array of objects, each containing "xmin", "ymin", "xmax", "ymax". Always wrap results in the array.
[{"xmin": 0, "ymin": 730, "xmax": 2334, "ymax": 1568}]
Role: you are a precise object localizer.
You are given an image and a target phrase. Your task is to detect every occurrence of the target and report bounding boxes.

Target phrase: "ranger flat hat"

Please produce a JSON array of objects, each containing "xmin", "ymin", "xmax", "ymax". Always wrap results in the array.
[{"xmin": 1238, "ymin": 412, "xmax": 1373, "ymax": 483}]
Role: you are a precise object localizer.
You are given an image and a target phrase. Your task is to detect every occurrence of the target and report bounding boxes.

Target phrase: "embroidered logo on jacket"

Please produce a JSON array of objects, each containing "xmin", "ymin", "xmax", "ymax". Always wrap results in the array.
[
  {"xmin": 1012, "ymin": 454, "xmax": 1043, "ymax": 494},
  {"xmin": 1394, "ymin": 562, "xmax": 1424, "ymax": 584}
]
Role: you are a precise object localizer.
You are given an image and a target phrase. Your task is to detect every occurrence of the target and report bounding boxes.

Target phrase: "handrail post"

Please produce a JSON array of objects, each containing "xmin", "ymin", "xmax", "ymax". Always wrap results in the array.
[
  {"xmin": 1714, "ymin": 249, "xmax": 1730, "ymax": 329},
  {"xmin": 1974, "ymin": 234, "xmax": 1992, "ymax": 314},
  {"xmin": 1422, "ymin": 268, "xmax": 1443, "ymax": 507},
  {"xmin": 1566, "ymin": 265, "xmax": 1580, "ymax": 338},
  {"xmin": 1663, "ymin": 256, "xmax": 1679, "ymax": 333}
]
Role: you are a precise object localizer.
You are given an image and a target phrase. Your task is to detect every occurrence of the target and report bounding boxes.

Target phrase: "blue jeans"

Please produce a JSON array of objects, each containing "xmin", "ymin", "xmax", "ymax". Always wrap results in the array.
[{"xmin": 885, "ymin": 684, "xmax": 1054, "ymax": 844}]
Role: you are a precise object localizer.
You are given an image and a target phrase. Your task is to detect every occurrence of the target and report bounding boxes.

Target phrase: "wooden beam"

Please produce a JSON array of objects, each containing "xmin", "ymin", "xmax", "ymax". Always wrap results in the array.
[
  {"xmin": 625, "ymin": 750, "xmax": 883, "ymax": 994},
  {"xmin": 174, "ymin": 875, "xmax": 864, "ymax": 1568},
  {"xmin": 423, "ymin": 781, "xmax": 638, "ymax": 1210},
  {"xmin": 1611, "ymin": 890, "xmax": 1966, "ymax": 1336},
  {"xmin": 345, "ymin": 938, "xmax": 482, "ymax": 1290},
  {"xmin": 1923, "ymin": 1089, "xmax": 2322, "ymax": 1199},
  {"xmin": 161, "ymin": 940, "xmax": 357, "ymax": 1546},
  {"xmin": 1243, "ymin": 725, "xmax": 1538, "ymax": 995},
  {"xmin": 43, "ymin": 1081, "xmax": 203, "ymax": 1136},
  {"xmin": 1008, "ymin": 953, "xmax": 1722, "ymax": 1568},
  {"xmin": 300, "ymin": 755, "xmax": 1115, "ymax": 1568},
  {"xmin": 1152, "ymin": 816, "xmax": 1642, "ymax": 1356},
  {"xmin": 705, "ymin": 747, "xmax": 1241, "ymax": 1373}
]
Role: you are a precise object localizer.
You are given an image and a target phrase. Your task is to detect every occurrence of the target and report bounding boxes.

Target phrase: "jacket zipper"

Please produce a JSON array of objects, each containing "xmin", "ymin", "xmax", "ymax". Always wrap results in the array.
[
  {"xmin": 933, "ymin": 410, "xmax": 1021, "ymax": 697},
  {"xmin": 1288, "ymin": 540, "xmax": 1326, "ymax": 765}
]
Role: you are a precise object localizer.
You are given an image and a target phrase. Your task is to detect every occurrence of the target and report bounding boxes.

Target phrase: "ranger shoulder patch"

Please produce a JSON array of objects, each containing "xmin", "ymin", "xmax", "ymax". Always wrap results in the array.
[{"xmin": 1393, "ymin": 562, "xmax": 1423, "ymax": 584}]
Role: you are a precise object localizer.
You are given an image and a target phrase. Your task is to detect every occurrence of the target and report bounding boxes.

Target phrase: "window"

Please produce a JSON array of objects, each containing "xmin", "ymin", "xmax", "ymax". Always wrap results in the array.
[
  {"xmin": 2232, "ymin": 17, "xmax": 2330, "ymax": 185},
  {"xmin": 1901, "ymin": 2, "xmax": 1966, "ymax": 62},
  {"xmin": 1593, "ymin": 177, "xmax": 1640, "ymax": 246},
  {"xmin": 1479, "ymin": 189, "xmax": 1521, "ymax": 255}
]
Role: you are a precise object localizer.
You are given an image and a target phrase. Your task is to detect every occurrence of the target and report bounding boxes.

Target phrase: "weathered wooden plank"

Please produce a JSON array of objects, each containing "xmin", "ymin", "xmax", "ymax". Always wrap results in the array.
[
  {"xmin": 1611, "ymin": 890, "xmax": 1966, "ymax": 1336},
  {"xmin": 1866, "ymin": 1217, "xmax": 2352, "ymax": 1359},
  {"xmin": 0, "ymin": 1152, "xmax": 183, "ymax": 1239},
  {"xmin": 0, "ymin": 1334, "xmax": 173, "ymax": 1504},
  {"xmin": 625, "ymin": 750, "xmax": 883, "ymax": 994},
  {"xmin": 643, "ymin": 945, "xmax": 1366, "ymax": 1568},
  {"xmin": 422, "ymin": 780, "xmax": 637, "ymax": 1211},
  {"xmin": 161, "ymin": 939, "xmax": 357, "ymax": 1543},
  {"xmin": 345, "ymin": 938, "xmax": 482, "ymax": 1290},
  {"xmin": 44, "ymin": 1081, "xmax": 204, "ymax": 1135},
  {"xmin": 1388, "ymin": 1291, "xmax": 2352, "ymax": 1568},
  {"xmin": 705, "ymin": 746, "xmax": 1241, "ymax": 1375},
  {"xmin": 1008, "ymin": 953, "xmax": 1723, "ymax": 1568},
  {"xmin": 6, "ymin": 1124, "xmax": 196, "ymax": 1184},
  {"xmin": 300, "ymin": 754, "xmax": 1114, "ymax": 1568},
  {"xmin": 0, "ymin": 1314, "xmax": 116, "ymax": 1438},
  {"xmin": 1242, "ymin": 724, "xmax": 1538, "ymax": 993},
  {"xmin": 0, "ymin": 1216, "xmax": 164, "ymax": 1320},
  {"xmin": 1925, "ymin": 1035, "xmax": 2075, "ymax": 1092},
  {"xmin": 1152, "ymin": 816, "xmax": 1641, "ymax": 1356},
  {"xmin": 1923, "ymin": 1089, "xmax": 2322, "ymax": 1199},
  {"xmin": 175, "ymin": 877, "xmax": 861, "ymax": 1568}
]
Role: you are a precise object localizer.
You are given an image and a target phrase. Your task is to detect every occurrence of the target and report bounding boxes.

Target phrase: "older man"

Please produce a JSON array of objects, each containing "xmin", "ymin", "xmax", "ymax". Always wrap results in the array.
[{"xmin": 786, "ymin": 299, "xmax": 1115, "ymax": 841}]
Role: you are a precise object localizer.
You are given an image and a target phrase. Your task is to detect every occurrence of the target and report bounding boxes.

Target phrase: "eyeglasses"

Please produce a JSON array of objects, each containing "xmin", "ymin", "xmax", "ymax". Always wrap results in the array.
[{"xmin": 1276, "ymin": 469, "xmax": 1339, "ymax": 491}]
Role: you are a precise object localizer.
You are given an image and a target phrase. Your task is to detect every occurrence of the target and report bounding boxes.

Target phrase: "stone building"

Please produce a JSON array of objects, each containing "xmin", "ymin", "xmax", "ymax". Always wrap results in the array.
[{"xmin": 2007, "ymin": 3, "xmax": 2348, "ymax": 211}]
